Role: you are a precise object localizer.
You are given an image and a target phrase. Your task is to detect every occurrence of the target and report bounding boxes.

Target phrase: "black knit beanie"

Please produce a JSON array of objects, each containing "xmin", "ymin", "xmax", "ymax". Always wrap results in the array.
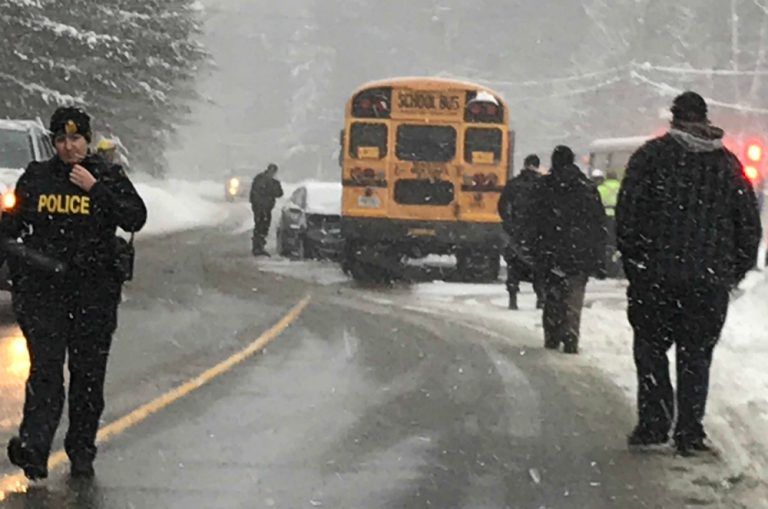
[
  {"xmin": 671, "ymin": 91, "xmax": 708, "ymax": 123},
  {"xmin": 49, "ymin": 106, "xmax": 92, "ymax": 143},
  {"xmin": 551, "ymin": 145, "xmax": 575, "ymax": 169}
]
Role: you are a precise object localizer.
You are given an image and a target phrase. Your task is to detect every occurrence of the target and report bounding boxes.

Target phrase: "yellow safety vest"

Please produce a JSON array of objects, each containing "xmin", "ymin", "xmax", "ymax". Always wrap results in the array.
[{"xmin": 598, "ymin": 179, "xmax": 621, "ymax": 217}]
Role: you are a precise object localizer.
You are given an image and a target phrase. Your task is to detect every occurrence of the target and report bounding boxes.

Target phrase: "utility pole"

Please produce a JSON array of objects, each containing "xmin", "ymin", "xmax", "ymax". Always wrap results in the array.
[{"xmin": 732, "ymin": 0, "xmax": 744, "ymax": 106}]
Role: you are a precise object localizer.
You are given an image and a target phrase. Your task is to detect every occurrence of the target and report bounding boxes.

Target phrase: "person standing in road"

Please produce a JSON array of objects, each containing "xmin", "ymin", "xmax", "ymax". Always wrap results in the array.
[
  {"xmin": 498, "ymin": 154, "xmax": 544, "ymax": 310},
  {"xmin": 590, "ymin": 168, "xmax": 605, "ymax": 187},
  {"xmin": 597, "ymin": 170, "xmax": 620, "ymax": 217},
  {"xmin": 249, "ymin": 163, "xmax": 283, "ymax": 256},
  {"xmin": 95, "ymin": 138, "xmax": 118, "ymax": 165},
  {"xmin": 617, "ymin": 92, "xmax": 761, "ymax": 456},
  {"xmin": 597, "ymin": 170, "xmax": 622, "ymax": 277},
  {"xmin": 526, "ymin": 146, "xmax": 606, "ymax": 354},
  {"xmin": 0, "ymin": 106, "xmax": 147, "ymax": 480}
]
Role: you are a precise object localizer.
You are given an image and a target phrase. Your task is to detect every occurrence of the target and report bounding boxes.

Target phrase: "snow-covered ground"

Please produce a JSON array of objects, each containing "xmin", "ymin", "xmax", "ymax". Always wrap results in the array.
[
  {"xmin": 253, "ymin": 254, "xmax": 768, "ymax": 504},
  {"xmin": 387, "ymin": 272, "xmax": 768, "ymax": 504},
  {"xmin": 127, "ymin": 176, "xmax": 231, "ymax": 237},
  {"xmin": 124, "ymin": 176, "xmax": 331, "ymax": 239}
]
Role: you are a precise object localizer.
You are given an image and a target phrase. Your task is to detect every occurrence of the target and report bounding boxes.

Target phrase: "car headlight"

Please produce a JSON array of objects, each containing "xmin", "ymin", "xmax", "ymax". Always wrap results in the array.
[
  {"xmin": 227, "ymin": 177, "xmax": 240, "ymax": 195},
  {"xmin": 2, "ymin": 190, "xmax": 16, "ymax": 211}
]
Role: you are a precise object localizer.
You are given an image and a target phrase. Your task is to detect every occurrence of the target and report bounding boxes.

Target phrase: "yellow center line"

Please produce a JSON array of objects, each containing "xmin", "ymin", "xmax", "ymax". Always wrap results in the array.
[{"xmin": 0, "ymin": 294, "xmax": 312, "ymax": 499}]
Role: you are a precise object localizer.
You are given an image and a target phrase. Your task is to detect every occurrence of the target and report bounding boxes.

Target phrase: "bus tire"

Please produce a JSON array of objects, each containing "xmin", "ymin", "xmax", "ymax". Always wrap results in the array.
[
  {"xmin": 344, "ymin": 242, "xmax": 394, "ymax": 284},
  {"xmin": 456, "ymin": 250, "xmax": 500, "ymax": 282},
  {"xmin": 276, "ymin": 229, "xmax": 290, "ymax": 257}
]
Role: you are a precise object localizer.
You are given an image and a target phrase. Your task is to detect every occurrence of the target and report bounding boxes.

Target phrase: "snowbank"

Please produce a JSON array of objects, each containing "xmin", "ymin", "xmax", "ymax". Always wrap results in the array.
[
  {"xmin": 579, "ymin": 274, "xmax": 768, "ymax": 484},
  {"xmin": 129, "ymin": 178, "xmax": 229, "ymax": 237},
  {"xmin": 372, "ymin": 272, "xmax": 768, "ymax": 502}
]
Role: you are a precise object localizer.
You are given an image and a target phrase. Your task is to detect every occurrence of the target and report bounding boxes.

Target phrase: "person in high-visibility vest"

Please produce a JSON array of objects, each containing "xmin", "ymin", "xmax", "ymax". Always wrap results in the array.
[
  {"xmin": 595, "ymin": 170, "xmax": 622, "ymax": 277},
  {"xmin": 95, "ymin": 138, "xmax": 118, "ymax": 165},
  {"xmin": 598, "ymin": 170, "xmax": 621, "ymax": 217}
]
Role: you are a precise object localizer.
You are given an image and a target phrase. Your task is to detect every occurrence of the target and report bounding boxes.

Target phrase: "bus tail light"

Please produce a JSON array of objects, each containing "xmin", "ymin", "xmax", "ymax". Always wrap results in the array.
[
  {"xmin": 467, "ymin": 173, "xmax": 499, "ymax": 187},
  {"xmin": 349, "ymin": 167, "xmax": 385, "ymax": 186}
]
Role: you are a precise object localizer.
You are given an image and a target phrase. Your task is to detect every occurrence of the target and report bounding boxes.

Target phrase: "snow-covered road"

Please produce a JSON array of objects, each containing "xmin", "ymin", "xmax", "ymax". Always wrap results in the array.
[{"xmin": 74, "ymin": 175, "xmax": 768, "ymax": 505}]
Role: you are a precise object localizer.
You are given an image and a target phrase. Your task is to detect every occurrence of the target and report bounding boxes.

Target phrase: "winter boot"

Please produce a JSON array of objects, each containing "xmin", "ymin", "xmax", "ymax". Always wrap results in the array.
[
  {"xmin": 7, "ymin": 437, "xmax": 47, "ymax": 481},
  {"xmin": 508, "ymin": 293, "xmax": 518, "ymax": 310},
  {"xmin": 563, "ymin": 342, "xmax": 579, "ymax": 354},
  {"xmin": 70, "ymin": 458, "xmax": 95, "ymax": 479},
  {"xmin": 543, "ymin": 331, "xmax": 560, "ymax": 350},
  {"xmin": 675, "ymin": 437, "xmax": 715, "ymax": 457},
  {"xmin": 627, "ymin": 426, "xmax": 668, "ymax": 447}
]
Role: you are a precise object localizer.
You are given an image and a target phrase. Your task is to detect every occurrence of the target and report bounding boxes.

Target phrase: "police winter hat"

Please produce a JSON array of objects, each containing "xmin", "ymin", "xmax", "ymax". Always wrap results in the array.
[
  {"xmin": 49, "ymin": 106, "xmax": 92, "ymax": 143},
  {"xmin": 671, "ymin": 91, "xmax": 708, "ymax": 123},
  {"xmin": 551, "ymin": 145, "xmax": 575, "ymax": 169}
]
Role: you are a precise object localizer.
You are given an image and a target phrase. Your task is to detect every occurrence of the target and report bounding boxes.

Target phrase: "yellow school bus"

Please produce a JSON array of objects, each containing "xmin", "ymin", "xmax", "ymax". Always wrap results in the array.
[{"xmin": 339, "ymin": 77, "xmax": 514, "ymax": 282}]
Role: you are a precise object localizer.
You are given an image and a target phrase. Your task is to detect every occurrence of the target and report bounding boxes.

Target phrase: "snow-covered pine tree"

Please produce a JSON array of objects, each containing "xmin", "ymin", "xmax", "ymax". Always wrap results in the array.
[{"xmin": 0, "ymin": 0, "xmax": 205, "ymax": 175}]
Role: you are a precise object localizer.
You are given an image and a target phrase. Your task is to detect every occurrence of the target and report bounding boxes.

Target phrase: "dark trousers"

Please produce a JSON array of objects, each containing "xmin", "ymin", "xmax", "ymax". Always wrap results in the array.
[
  {"xmin": 13, "ymin": 280, "xmax": 120, "ymax": 464},
  {"xmin": 505, "ymin": 253, "xmax": 544, "ymax": 303},
  {"xmin": 542, "ymin": 272, "xmax": 587, "ymax": 349},
  {"xmin": 603, "ymin": 217, "xmax": 625, "ymax": 278},
  {"xmin": 252, "ymin": 209, "xmax": 272, "ymax": 253},
  {"xmin": 627, "ymin": 283, "xmax": 728, "ymax": 442}
]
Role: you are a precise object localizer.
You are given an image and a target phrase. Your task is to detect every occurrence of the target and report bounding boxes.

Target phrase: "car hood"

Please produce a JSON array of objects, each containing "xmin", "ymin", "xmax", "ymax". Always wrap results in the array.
[{"xmin": 0, "ymin": 168, "xmax": 23, "ymax": 189}]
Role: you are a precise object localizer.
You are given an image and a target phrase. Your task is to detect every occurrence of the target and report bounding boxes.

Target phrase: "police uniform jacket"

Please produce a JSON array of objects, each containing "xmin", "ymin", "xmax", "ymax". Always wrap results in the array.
[{"xmin": 0, "ymin": 153, "xmax": 147, "ymax": 293}]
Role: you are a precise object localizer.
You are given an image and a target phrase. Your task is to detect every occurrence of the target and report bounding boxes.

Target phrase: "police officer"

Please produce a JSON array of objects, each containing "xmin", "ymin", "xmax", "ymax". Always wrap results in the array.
[
  {"xmin": 0, "ymin": 106, "xmax": 147, "ymax": 479},
  {"xmin": 498, "ymin": 154, "xmax": 544, "ymax": 310},
  {"xmin": 590, "ymin": 168, "xmax": 605, "ymax": 187},
  {"xmin": 618, "ymin": 92, "xmax": 761, "ymax": 455},
  {"xmin": 597, "ymin": 170, "xmax": 620, "ymax": 216},
  {"xmin": 249, "ymin": 163, "xmax": 283, "ymax": 256},
  {"xmin": 95, "ymin": 138, "xmax": 118, "ymax": 165},
  {"xmin": 597, "ymin": 170, "xmax": 622, "ymax": 277}
]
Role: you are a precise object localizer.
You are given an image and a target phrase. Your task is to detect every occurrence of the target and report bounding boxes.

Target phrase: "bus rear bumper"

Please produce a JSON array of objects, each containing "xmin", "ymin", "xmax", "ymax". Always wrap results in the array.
[{"xmin": 342, "ymin": 217, "xmax": 504, "ymax": 254}]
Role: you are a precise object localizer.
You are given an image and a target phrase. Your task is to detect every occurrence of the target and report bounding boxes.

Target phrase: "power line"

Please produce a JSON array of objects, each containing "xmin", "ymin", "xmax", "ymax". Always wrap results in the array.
[
  {"xmin": 437, "ymin": 65, "xmax": 629, "ymax": 88},
  {"xmin": 483, "ymin": 64, "xmax": 630, "ymax": 87},
  {"xmin": 452, "ymin": 61, "xmax": 768, "ymax": 92},
  {"xmin": 637, "ymin": 61, "xmax": 768, "ymax": 77},
  {"xmin": 507, "ymin": 75, "xmax": 625, "ymax": 101},
  {"xmin": 631, "ymin": 71, "xmax": 768, "ymax": 114}
]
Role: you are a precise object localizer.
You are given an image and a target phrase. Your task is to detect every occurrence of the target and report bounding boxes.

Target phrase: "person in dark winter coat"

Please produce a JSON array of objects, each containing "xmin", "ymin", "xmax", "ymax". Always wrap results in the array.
[
  {"xmin": 0, "ymin": 106, "xmax": 147, "ymax": 480},
  {"xmin": 526, "ymin": 146, "xmax": 606, "ymax": 354},
  {"xmin": 617, "ymin": 92, "xmax": 762, "ymax": 456},
  {"xmin": 249, "ymin": 163, "xmax": 283, "ymax": 256},
  {"xmin": 498, "ymin": 154, "xmax": 544, "ymax": 310}
]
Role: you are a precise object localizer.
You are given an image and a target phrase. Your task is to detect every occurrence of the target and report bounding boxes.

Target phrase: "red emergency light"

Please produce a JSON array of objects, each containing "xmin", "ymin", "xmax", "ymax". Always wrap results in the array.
[
  {"xmin": 745, "ymin": 165, "xmax": 760, "ymax": 181},
  {"xmin": 747, "ymin": 143, "xmax": 763, "ymax": 162},
  {"xmin": 744, "ymin": 140, "xmax": 764, "ymax": 183}
]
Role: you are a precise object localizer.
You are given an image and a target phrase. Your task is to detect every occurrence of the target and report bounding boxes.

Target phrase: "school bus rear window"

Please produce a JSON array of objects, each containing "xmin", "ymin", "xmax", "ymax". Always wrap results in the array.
[
  {"xmin": 396, "ymin": 125, "xmax": 456, "ymax": 162},
  {"xmin": 349, "ymin": 123, "xmax": 387, "ymax": 159},
  {"xmin": 464, "ymin": 128, "xmax": 502, "ymax": 164}
]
